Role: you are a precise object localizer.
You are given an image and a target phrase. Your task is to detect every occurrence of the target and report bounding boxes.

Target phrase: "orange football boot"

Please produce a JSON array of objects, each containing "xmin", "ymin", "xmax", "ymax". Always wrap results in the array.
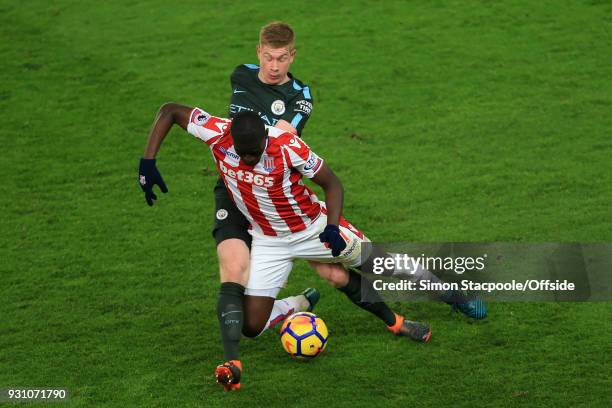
[{"xmin": 214, "ymin": 360, "xmax": 242, "ymax": 391}]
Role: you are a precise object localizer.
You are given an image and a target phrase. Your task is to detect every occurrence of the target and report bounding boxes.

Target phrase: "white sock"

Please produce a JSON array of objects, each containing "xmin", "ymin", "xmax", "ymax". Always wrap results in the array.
[{"xmin": 263, "ymin": 295, "xmax": 309, "ymax": 333}]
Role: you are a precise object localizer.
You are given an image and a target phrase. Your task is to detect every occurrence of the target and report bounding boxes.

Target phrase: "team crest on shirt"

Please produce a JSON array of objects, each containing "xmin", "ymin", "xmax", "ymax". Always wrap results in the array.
[
  {"xmin": 262, "ymin": 155, "xmax": 275, "ymax": 172},
  {"xmin": 271, "ymin": 100, "xmax": 285, "ymax": 115}
]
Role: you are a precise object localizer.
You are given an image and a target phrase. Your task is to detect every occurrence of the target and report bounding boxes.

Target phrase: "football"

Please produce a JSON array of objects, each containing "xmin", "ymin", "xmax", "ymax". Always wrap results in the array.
[{"xmin": 280, "ymin": 312, "xmax": 329, "ymax": 358}]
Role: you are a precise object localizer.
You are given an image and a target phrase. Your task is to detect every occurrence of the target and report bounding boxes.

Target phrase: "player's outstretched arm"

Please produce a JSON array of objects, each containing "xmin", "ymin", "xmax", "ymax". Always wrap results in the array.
[
  {"xmin": 312, "ymin": 163, "xmax": 348, "ymax": 257},
  {"xmin": 139, "ymin": 103, "xmax": 193, "ymax": 206},
  {"xmin": 143, "ymin": 103, "xmax": 193, "ymax": 159},
  {"xmin": 311, "ymin": 162, "xmax": 344, "ymax": 225},
  {"xmin": 274, "ymin": 119, "xmax": 298, "ymax": 135}
]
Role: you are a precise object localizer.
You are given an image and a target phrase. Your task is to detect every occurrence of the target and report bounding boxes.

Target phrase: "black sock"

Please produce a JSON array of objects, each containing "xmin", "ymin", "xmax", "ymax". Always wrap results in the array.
[
  {"xmin": 216, "ymin": 282, "xmax": 245, "ymax": 361},
  {"xmin": 338, "ymin": 269, "xmax": 396, "ymax": 326},
  {"xmin": 440, "ymin": 289, "xmax": 468, "ymax": 304}
]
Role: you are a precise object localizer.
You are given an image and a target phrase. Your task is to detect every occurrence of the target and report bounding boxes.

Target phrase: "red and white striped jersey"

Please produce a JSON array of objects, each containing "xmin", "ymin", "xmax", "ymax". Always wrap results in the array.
[{"xmin": 186, "ymin": 107, "xmax": 324, "ymax": 236}]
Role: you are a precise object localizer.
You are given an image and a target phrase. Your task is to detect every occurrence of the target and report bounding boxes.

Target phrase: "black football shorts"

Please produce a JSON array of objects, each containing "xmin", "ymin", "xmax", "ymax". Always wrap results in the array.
[{"xmin": 212, "ymin": 178, "xmax": 252, "ymax": 248}]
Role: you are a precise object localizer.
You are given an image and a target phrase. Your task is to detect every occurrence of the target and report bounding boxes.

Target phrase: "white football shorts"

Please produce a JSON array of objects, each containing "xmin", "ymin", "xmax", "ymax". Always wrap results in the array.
[{"xmin": 245, "ymin": 213, "xmax": 370, "ymax": 298}]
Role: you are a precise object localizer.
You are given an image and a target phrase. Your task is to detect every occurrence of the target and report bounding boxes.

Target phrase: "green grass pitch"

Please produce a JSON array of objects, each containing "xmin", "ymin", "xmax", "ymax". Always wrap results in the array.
[{"xmin": 1, "ymin": 1, "xmax": 611, "ymax": 406}]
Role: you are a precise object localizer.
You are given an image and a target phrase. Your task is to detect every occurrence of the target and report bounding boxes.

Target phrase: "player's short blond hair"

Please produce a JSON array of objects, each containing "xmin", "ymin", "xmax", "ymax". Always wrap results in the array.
[{"xmin": 259, "ymin": 22, "xmax": 295, "ymax": 50}]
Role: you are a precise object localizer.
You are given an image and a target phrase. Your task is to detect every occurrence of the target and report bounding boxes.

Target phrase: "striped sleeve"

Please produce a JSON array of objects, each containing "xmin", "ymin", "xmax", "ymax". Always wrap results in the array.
[
  {"xmin": 186, "ymin": 108, "xmax": 230, "ymax": 146},
  {"xmin": 281, "ymin": 135, "xmax": 323, "ymax": 179}
]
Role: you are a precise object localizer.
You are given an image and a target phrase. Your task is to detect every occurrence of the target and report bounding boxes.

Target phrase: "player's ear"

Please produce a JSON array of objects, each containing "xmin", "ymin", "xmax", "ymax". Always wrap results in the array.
[{"xmin": 289, "ymin": 48, "xmax": 296, "ymax": 62}]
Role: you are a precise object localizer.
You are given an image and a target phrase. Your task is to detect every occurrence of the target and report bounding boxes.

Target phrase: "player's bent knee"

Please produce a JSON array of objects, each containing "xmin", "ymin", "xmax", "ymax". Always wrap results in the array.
[
  {"xmin": 242, "ymin": 295, "xmax": 274, "ymax": 338},
  {"xmin": 311, "ymin": 262, "xmax": 349, "ymax": 288},
  {"xmin": 241, "ymin": 322, "xmax": 265, "ymax": 338},
  {"xmin": 327, "ymin": 267, "xmax": 349, "ymax": 288},
  {"xmin": 241, "ymin": 310, "xmax": 268, "ymax": 338},
  {"xmin": 219, "ymin": 260, "xmax": 249, "ymax": 283},
  {"xmin": 217, "ymin": 239, "xmax": 250, "ymax": 284}
]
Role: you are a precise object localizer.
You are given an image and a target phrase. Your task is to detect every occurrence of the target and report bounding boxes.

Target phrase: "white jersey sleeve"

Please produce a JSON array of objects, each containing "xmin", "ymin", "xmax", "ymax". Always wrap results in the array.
[
  {"xmin": 186, "ymin": 108, "xmax": 231, "ymax": 146},
  {"xmin": 281, "ymin": 135, "xmax": 324, "ymax": 179}
]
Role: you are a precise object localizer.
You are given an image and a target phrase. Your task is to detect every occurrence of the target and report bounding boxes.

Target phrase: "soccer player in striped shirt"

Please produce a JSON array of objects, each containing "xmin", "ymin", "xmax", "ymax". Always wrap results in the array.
[{"xmin": 139, "ymin": 105, "xmax": 487, "ymax": 390}]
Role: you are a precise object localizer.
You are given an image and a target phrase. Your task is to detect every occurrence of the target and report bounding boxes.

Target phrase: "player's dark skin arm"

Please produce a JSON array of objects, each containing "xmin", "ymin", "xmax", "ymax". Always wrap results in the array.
[
  {"xmin": 311, "ymin": 164, "xmax": 344, "ymax": 226},
  {"xmin": 141, "ymin": 102, "xmax": 346, "ymax": 228},
  {"xmin": 143, "ymin": 103, "xmax": 193, "ymax": 158},
  {"xmin": 311, "ymin": 163, "xmax": 388, "ymax": 273}
]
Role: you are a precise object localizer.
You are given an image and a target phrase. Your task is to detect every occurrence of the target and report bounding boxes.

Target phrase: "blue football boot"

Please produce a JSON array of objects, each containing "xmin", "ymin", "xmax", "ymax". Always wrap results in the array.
[{"xmin": 443, "ymin": 290, "xmax": 487, "ymax": 320}]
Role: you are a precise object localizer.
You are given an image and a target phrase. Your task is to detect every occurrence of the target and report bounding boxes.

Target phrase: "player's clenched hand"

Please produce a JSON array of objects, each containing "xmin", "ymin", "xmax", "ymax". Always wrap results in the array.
[
  {"xmin": 138, "ymin": 158, "xmax": 168, "ymax": 206},
  {"xmin": 319, "ymin": 224, "xmax": 347, "ymax": 257}
]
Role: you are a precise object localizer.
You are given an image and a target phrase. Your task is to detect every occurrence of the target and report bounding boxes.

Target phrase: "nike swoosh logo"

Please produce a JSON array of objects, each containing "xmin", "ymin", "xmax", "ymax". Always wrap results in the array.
[
  {"xmin": 222, "ymin": 311, "xmax": 241, "ymax": 317},
  {"xmin": 233, "ymin": 88, "xmax": 246, "ymax": 94}
]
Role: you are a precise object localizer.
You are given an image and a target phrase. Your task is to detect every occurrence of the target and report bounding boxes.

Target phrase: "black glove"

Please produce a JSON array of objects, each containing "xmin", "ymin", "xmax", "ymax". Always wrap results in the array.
[
  {"xmin": 138, "ymin": 158, "xmax": 168, "ymax": 206},
  {"xmin": 319, "ymin": 224, "xmax": 347, "ymax": 257}
]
